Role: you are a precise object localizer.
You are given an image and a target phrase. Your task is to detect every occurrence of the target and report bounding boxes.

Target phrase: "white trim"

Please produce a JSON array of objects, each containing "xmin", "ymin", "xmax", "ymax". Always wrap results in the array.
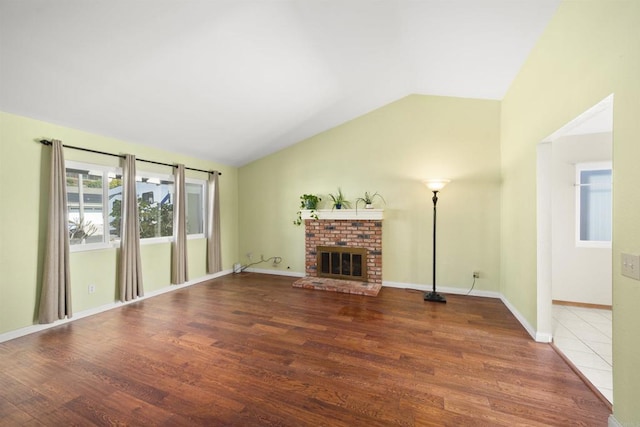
[
  {"xmin": 243, "ymin": 267, "xmax": 305, "ymax": 278},
  {"xmin": 0, "ymin": 269, "xmax": 232, "ymax": 344},
  {"xmin": 542, "ymin": 94, "xmax": 614, "ymax": 142},
  {"xmin": 500, "ymin": 294, "xmax": 551, "ymax": 342},
  {"xmin": 66, "ymin": 160, "xmax": 118, "ymax": 174},
  {"xmin": 301, "ymin": 209, "xmax": 383, "ymax": 221},
  {"xmin": 536, "ymin": 141, "xmax": 554, "ymax": 342},
  {"xmin": 382, "ymin": 280, "xmax": 501, "ymax": 299},
  {"xmin": 608, "ymin": 415, "xmax": 623, "ymax": 427},
  {"xmin": 69, "ymin": 241, "xmax": 116, "ymax": 252},
  {"xmin": 140, "ymin": 236, "xmax": 173, "ymax": 245}
]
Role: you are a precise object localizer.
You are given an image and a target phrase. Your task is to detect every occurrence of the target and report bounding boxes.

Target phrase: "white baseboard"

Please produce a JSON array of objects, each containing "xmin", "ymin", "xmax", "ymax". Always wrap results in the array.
[
  {"xmin": 242, "ymin": 267, "xmax": 305, "ymax": 277},
  {"xmin": 0, "ymin": 269, "xmax": 232, "ymax": 344},
  {"xmin": 608, "ymin": 415, "xmax": 624, "ymax": 427},
  {"xmin": 499, "ymin": 294, "xmax": 551, "ymax": 342},
  {"xmin": 382, "ymin": 280, "xmax": 501, "ymax": 299}
]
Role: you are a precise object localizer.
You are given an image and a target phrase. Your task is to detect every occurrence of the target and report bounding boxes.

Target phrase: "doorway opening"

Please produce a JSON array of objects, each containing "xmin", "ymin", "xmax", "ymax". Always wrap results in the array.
[{"xmin": 537, "ymin": 94, "xmax": 614, "ymax": 403}]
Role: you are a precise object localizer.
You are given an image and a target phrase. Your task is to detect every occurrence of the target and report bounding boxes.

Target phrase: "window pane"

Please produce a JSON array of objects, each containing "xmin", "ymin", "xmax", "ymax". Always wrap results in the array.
[
  {"xmin": 580, "ymin": 169, "xmax": 612, "ymax": 242},
  {"xmin": 186, "ymin": 182, "xmax": 204, "ymax": 235},
  {"xmin": 108, "ymin": 173, "xmax": 123, "ymax": 241},
  {"xmin": 66, "ymin": 169, "xmax": 104, "ymax": 245},
  {"xmin": 136, "ymin": 178, "xmax": 174, "ymax": 238}
]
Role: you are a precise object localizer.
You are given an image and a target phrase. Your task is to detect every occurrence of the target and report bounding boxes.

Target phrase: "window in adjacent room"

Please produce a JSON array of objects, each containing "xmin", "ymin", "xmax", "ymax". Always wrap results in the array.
[{"xmin": 576, "ymin": 162, "xmax": 612, "ymax": 247}]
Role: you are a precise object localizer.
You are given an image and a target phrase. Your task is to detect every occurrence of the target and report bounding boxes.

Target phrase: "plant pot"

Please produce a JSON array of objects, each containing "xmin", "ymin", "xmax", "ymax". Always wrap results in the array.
[
  {"xmin": 335, "ymin": 204, "xmax": 342, "ymax": 209},
  {"xmin": 365, "ymin": 204, "xmax": 373, "ymax": 209},
  {"xmin": 304, "ymin": 201, "xmax": 318, "ymax": 210}
]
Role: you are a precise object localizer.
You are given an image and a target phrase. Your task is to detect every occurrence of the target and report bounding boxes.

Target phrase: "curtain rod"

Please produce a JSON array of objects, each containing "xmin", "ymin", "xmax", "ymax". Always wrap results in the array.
[{"xmin": 39, "ymin": 140, "xmax": 221, "ymax": 175}]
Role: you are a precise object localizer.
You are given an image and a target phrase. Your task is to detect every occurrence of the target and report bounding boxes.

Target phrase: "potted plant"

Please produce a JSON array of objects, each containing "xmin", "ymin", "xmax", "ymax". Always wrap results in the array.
[
  {"xmin": 356, "ymin": 191, "xmax": 386, "ymax": 211},
  {"xmin": 300, "ymin": 194, "xmax": 321, "ymax": 210},
  {"xmin": 329, "ymin": 188, "xmax": 351, "ymax": 210},
  {"xmin": 293, "ymin": 194, "xmax": 321, "ymax": 226}
]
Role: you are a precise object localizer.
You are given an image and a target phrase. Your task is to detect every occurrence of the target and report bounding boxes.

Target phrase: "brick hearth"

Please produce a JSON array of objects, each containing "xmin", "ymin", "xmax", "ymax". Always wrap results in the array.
[{"xmin": 292, "ymin": 276, "xmax": 381, "ymax": 296}]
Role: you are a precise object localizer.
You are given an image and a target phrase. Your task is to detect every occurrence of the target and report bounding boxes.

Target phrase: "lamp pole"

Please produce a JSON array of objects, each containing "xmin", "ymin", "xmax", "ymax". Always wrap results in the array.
[{"xmin": 423, "ymin": 179, "xmax": 449, "ymax": 303}]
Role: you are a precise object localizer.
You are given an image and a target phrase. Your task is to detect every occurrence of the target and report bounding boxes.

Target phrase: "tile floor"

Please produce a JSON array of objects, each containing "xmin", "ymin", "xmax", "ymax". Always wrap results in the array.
[{"xmin": 552, "ymin": 304, "xmax": 613, "ymax": 403}]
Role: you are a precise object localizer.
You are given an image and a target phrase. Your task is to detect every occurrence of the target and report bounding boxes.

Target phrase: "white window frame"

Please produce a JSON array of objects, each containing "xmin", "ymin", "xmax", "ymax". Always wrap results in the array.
[
  {"xmin": 136, "ymin": 171, "xmax": 175, "ymax": 245},
  {"xmin": 65, "ymin": 161, "xmax": 208, "ymax": 252},
  {"xmin": 575, "ymin": 161, "xmax": 612, "ymax": 248},
  {"xmin": 66, "ymin": 160, "xmax": 121, "ymax": 253},
  {"xmin": 185, "ymin": 178, "xmax": 207, "ymax": 240}
]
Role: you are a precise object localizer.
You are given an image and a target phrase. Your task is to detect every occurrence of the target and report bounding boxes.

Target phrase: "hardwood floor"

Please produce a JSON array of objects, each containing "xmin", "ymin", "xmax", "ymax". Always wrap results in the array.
[{"xmin": 0, "ymin": 273, "xmax": 610, "ymax": 426}]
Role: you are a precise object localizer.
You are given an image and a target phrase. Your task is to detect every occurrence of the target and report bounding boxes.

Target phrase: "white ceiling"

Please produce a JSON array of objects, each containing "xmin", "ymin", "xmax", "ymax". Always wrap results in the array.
[{"xmin": 0, "ymin": 0, "xmax": 560, "ymax": 166}]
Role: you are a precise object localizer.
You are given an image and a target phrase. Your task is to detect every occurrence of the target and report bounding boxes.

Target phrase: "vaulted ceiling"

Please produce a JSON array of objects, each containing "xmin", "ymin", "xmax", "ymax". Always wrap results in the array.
[{"xmin": 0, "ymin": 0, "xmax": 560, "ymax": 166}]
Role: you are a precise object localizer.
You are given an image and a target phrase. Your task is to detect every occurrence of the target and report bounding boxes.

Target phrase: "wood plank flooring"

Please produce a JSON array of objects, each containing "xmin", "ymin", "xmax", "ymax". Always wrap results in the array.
[{"xmin": 0, "ymin": 273, "xmax": 611, "ymax": 426}]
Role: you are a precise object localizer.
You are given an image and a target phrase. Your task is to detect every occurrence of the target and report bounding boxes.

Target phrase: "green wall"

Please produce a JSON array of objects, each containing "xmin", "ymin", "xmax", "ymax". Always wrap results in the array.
[
  {"xmin": 501, "ymin": 0, "xmax": 640, "ymax": 423},
  {"xmin": 0, "ymin": 111, "xmax": 239, "ymax": 334},
  {"xmin": 238, "ymin": 94, "xmax": 502, "ymax": 292},
  {"xmin": 3, "ymin": 1, "xmax": 638, "ymax": 421}
]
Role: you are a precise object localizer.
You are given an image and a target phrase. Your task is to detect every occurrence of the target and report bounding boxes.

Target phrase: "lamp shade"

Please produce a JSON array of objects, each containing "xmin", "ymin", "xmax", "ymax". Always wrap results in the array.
[{"xmin": 423, "ymin": 179, "xmax": 450, "ymax": 191}]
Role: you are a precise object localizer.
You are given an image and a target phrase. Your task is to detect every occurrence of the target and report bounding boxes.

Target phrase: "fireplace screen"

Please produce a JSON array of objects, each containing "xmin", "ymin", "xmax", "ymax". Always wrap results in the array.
[{"xmin": 317, "ymin": 246, "xmax": 368, "ymax": 282}]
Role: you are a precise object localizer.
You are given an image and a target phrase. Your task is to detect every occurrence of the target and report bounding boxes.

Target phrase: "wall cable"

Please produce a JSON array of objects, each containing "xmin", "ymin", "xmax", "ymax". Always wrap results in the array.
[{"xmin": 237, "ymin": 255, "xmax": 283, "ymax": 273}]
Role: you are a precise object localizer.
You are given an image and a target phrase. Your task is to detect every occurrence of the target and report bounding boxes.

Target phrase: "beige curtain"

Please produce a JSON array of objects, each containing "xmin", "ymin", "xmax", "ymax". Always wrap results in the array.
[
  {"xmin": 119, "ymin": 154, "xmax": 144, "ymax": 301},
  {"xmin": 38, "ymin": 140, "xmax": 72, "ymax": 323},
  {"xmin": 172, "ymin": 164, "xmax": 188, "ymax": 284},
  {"xmin": 207, "ymin": 171, "xmax": 222, "ymax": 273}
]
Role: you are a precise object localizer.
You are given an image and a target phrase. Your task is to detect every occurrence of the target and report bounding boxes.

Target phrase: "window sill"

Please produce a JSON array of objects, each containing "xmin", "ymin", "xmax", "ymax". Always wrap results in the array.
[
  {"xmin": 69, "ymin": 234, "xmax": 206, "ymax": 252},
  {"xmin": 69, "ymin": 242, "xmax": 117, "ymax": 253}
]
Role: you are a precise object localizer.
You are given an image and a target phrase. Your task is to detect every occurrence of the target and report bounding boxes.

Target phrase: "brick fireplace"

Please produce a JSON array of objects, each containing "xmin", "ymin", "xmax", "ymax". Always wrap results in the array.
[{"xmin": 302, "ymin": 209, "xmax": 383, "ymax": 286}]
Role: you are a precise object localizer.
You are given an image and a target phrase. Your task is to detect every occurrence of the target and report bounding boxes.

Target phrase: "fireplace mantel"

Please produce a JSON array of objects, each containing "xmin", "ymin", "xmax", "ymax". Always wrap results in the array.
[{"xmin": 300, "ymin": 209, "xmax": 383, "ymax": 221}]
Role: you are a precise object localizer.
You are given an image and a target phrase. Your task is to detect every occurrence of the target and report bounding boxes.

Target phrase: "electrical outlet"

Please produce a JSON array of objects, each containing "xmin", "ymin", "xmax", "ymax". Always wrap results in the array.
[
  {"xmin": 88, "ymin": 284, "xmax": 96, "ymax": 294},
  {"xmin": 246, "ymin": 252, "xmax": 252, "ymax": 260},
  {"xmin": 473, "ymin": 271, "xmax": 480, "ymax": 279}
]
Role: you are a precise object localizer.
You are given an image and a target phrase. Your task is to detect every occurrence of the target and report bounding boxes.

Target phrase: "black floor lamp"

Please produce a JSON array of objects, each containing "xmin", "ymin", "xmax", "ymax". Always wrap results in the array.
[{"xmin": 423, "ymin": 179, "xmax": 450, "ymax": 303}]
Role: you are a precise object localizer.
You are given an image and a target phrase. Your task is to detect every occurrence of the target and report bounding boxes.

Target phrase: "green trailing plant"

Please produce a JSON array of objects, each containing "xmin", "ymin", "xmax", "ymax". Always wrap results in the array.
[
  {"xmin": 329, "ymin": 187, "xmax": 351, "ymax": 210},
  {"xmin": 293, "ymin": 194, "xmax": 321, "ymax": 226},
  {"xmin": 356, "ymin": 191, "xmax": 386, "ymax": 211},
  {"xmin": 300, "ymin": 194, "xmax": 321, "ymax": 210}
]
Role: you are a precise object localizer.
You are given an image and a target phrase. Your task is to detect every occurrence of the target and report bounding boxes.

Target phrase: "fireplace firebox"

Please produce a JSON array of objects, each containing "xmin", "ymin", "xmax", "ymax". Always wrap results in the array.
[{"xmin": 317, "ymin": 246, "xmax": 368, "ymax": 282}]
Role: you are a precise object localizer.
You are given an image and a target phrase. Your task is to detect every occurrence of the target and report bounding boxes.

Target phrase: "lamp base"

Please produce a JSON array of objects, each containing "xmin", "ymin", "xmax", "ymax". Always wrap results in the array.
[{"xmin": 424, "ymin": 291, "xmax": 447, "ymax": 303}]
